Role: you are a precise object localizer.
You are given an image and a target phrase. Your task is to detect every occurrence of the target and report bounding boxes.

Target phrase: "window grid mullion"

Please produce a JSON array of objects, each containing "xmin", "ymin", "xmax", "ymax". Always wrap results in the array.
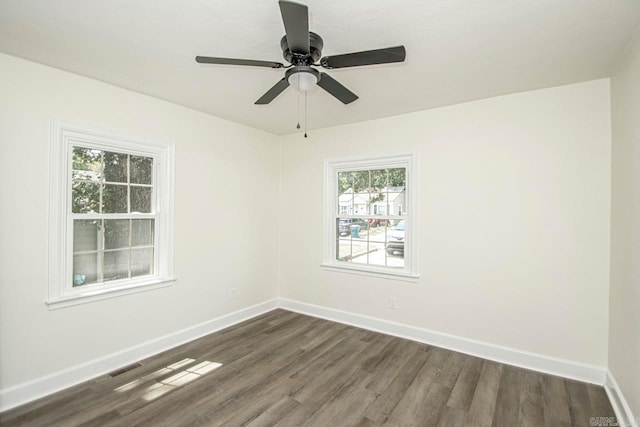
[
  {"xmin": 70, "ymin": 213, "xmax": 156, "ymax": 220},
  {"xmin": 99, "ymin": 149, "xmax": 105, "ymax": 283},
  {"xmin": 98, "ymin": 219, "xmax": 104, "ymax": 282},
  {"xmin": 99, "ymin": 151, "xmax": 104, "ymax": 215},
  {"xmin": 127, "ymin": 154, "xmax": 131, "ymax": 215},
  {"xmin": 127, "ymin": 155, "xmax": 132, "ymax": 279},
  {"xmin": 128, "ymin": 218, "xmax": 132, "ymax": 279}
]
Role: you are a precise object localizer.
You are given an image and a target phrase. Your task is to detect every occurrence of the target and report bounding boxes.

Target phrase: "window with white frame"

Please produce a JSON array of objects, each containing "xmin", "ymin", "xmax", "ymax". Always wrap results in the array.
[
  {"xmin": 48, "ymin": 121, "xmax": 175, "ymax": 309},
  {"xmin": 323, "ymin": 153, "xmax": 418, "ymax": 280}
]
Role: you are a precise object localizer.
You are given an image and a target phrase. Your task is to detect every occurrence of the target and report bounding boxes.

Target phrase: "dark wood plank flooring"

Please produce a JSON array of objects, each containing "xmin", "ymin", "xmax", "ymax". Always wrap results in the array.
[{"xmin": 0, "ymin": 309, "xmax": 615, "ymax": 426}]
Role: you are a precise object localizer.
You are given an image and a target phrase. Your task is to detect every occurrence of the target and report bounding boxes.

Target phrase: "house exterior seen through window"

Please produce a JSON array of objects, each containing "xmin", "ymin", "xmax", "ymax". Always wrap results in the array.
[
  {"xmin": 323, "ymin": 153, "xmax": 418, "ymax": 280},
  {"xmin": 48, "ymin": 121, "xmax": 175, "ymax": 309},
  {"xmin": 71, "ymin": 147, "xmax": 156, "ymax": 286}
]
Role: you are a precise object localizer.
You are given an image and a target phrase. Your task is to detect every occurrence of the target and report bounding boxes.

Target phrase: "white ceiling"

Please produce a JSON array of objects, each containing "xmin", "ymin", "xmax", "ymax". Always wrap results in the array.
[{"xmin": 1, "ymin": 0, "xmax": 639, "ymax": 135}]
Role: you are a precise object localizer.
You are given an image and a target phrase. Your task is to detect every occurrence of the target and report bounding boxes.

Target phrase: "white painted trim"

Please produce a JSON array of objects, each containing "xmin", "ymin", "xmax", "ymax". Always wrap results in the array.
[
  {"xmin": 0, "ymin": 298, "xmax": 279, "ymax": 412},
  {"xmin": 322, "ymin": 152, "xmax": 419, "ymax": 279},
  {"xmin": 320, "ymin": 263, "xmax": 419, "ymax": 282},
  {"xmin": 278, "ymin": 298, "xmax": 607, "ymax": 385},
  {"xmin": 605, "ymin": 370, "xmax": 639, "ymax": 427},
  {"xmin": 46, "ymin": 277, "xmax": 176, "ymax": 310},
  {"xmin": 1, "ymin": 298, "xmax": 618, "ymax": 413},
  {"xmin": 47, "ymin": 119, "xmax": 176, "ymax": 308}
]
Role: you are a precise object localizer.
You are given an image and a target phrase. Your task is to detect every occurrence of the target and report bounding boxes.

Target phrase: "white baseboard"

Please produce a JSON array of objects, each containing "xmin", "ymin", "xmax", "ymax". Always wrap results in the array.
[
  {"xmin": 278, "ymin": 298, "xmax": 607, "ymax": 385},
  {"xmin": 0, "ymin": 298, "xmax": 279, "ymax": 412},
  {"xmin": 0, "ymin": 297, "xmax": 618, "ymax": 414},
  {"xmin": 605, "ymin": 370, "xmax": 639, "ymax": 427}
]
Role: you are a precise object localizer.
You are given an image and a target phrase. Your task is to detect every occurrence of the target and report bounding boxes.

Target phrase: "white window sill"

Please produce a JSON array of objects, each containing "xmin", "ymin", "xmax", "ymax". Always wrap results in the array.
[
  {"xmin": 321, "ymin": 263, "xmax": 419, "ymax": 282},
  {"xmin": 46, "ymin": 277, "xmax": 176, "ymax": 310}
]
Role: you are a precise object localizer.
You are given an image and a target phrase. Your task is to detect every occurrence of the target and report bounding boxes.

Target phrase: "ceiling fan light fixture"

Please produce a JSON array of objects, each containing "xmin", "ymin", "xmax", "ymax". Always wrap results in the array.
[
  {"xmin": 290, "ymin": 72, "xmax": 317, "ymax": 92},
  {"xmin": 286, "ymin": 67, "xmax": 320, "ymax": 92}
]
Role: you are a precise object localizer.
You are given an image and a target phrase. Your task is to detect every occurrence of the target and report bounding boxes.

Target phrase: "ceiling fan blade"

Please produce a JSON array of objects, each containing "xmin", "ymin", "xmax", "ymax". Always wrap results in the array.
[
  {"xmin": 196, "ymin": 56, "xmax": 284, "ymax": 69},
  {"xmin": 320, "ymin": 46, "xmax": 406, "ymax": 69},
  {"xmin": 255, "ymin": 78, "xmax": 290, "ymax": 104},
  {"xmin": 279, "ymin": 0, "xmax": 310, "ymax": 54},
  {"xmin": 317, "ymin": 73, "xmax": 358, "ymax": 104}
]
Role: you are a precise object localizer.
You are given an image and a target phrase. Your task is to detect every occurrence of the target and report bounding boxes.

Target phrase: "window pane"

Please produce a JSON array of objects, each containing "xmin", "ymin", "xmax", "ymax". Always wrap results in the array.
[
  {"xmin": 131, "ymin": 248, "xmax": 154, "ymax": 277},
  {"xmin": 72, "ymin": 169, "xmax": 100, "ymax": 182},
  {"xmin": 368, "ymin": 222, "xmax": 388, "ymax": 243},
  {"xmin": 352, "ymin": 170, "xmax": 369, "ymax": 193},
  {"xmin": 368, "ymin": 242, "xmax": 387, "ymax": 267},
  {"xmin": 337, "ymin": 218, "xmax": 350, "ymax": 238},
  {"xmin": 337, "ymin": 239, "xmax": 352, "ymax": 262},
  {"xmin": 104, "ymin": 219, "xmax": 130, "ymax": 250},
  {"xmin": 72, "ymin": 253, "xmax": 99, "ymax": 286},
  {"xmin": 386, "ymin": 219, "xmax": 406, "ymax": 262},
  {"xmin": 338, "ymin": 171, "xmax": 353, "ymax": 195},
  {"xmin": 104, "ymin": 151, "xmax": 128, "ymax": 183},
  {"xmin": 349, "ymin": 218, "xmax": 369, "ymax": 238},
  {"xmin": 104, "ymin": 250, "xmax": 130, "ymax": 282},
  {"xmin": 386, "ymin": 253, "xmax": 405, "ymax": 268},
  {"xmin": 353, "ymin": 192, "xmax": 370, "ymax": 216},
  {"xmin": 369, "ymin": 189, "xmax": 386, "ymax": 215},
  {"xmin": 388, "ymin": 168, "xmax": 406, "ymax": 187},
  {"xmin": 337, "ymin": 191, "xmax": 352, "ymax": 215},
  {"xmin": 131, "ymin": 156, "xmax": 153, "ymax": 185},
  {"xmin": 72, "ymin": 181, "xmax": 101, "ymax": 213},
  {"xmin": 132, "ymin": 219, "xmax": 154, "ymax": 247},
  {"xmin": 73, "ymin": 220, "xmax": 101, "ymax": 252},
  {"xmin": 350, "ymin": 218, "xmax": 371, "ymax": 264},
  {"xmin": 387, "ymin": 192, "xmax": 405, "ymax": 215},
  {"xmin": 131, "ymin": 186, "xmax": 152, "ymax": 213},
  {"xmin": 370, "ymin": 169, "xmax": 387, "ymax": 190},
  {"xmin": 337, "ymin": 171, "xmax": 371, "ymax": 193},
  {"xmin": 103, "ymin": 184, "xmax": 128, "ymax": 213},
  {"xmin": 72, "ymin": 147, "xmax": 102, "ymax": 173}
]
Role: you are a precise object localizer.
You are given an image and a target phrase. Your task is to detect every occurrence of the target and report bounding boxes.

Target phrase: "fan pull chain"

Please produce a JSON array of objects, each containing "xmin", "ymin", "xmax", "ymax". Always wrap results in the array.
[
  {"xmin": 296, "ymin": 91, "xmax": 301, "ymax": 129},
  {"xmin": 304, "ymin": 91, "xmax": 308, "ymax": 138}
]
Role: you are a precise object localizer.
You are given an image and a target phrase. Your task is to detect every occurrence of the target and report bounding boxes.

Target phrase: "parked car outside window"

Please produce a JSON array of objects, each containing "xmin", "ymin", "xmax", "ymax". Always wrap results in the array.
[
  {"xmin": 368, "ymin": 218, "xmax": 389, "ymax": 227},
  {"xmin": 338, "ymin": 218, "xmax": 370, "ymax": 236},
  {"xmin": 386, "ymin": 220, "xmax": 405, "ymax": 256}
]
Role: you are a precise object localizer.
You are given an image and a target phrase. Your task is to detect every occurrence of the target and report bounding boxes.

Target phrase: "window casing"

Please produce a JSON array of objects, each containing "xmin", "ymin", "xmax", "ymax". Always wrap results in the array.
[
  {"xmin": 48, "ymin": 121, "xmax": 175, "ymax": 309},
  {"xmin": 323, "ymin": 153, "xmax": 418, "ymax": 280}
]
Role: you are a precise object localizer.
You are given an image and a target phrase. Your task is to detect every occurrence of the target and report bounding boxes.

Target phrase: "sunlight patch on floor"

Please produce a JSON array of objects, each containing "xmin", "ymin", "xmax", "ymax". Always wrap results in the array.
[
  {"xmin": 141, "ymin": 360, "xmax": 223, "ymax": 401},
  {"xmin": 115, "ymin": 357, "xmax": 222, "ymax": 398}
]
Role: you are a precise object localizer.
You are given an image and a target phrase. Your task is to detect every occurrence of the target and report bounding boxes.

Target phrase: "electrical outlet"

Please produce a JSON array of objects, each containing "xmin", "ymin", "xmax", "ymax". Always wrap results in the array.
[
  {"xmin": 228, "ymin": 287, "xmax": 237, "ymax": 300},
  {"xmin": 389, "ymin": 296, "xmax": 397, "ymax": 310}
]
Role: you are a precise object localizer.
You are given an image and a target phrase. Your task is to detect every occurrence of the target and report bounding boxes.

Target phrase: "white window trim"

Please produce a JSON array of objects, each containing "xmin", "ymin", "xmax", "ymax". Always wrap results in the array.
[
  {"xmin": 47, "ymin": 120, "xmax": 176, "ymax": 309},
  {"xmin": 322, "ymin": 152, "xmax": 419, "ymax": 281}
]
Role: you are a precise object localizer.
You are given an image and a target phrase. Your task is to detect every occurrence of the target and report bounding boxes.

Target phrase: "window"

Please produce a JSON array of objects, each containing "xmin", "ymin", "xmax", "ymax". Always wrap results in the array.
[
  {"xmin": 48, "ymin": 121, "xmax": 175, "ymax": 309},
  {"xmin": 323, "ymin": 153, "xmax": 418, "ymax": 280}
]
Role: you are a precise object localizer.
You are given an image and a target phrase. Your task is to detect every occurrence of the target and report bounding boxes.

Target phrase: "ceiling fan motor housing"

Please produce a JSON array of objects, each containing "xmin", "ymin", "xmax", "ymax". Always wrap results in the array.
[{"xmin": 280, "ymin": 32, "xmax": 324, "ymax": 65}]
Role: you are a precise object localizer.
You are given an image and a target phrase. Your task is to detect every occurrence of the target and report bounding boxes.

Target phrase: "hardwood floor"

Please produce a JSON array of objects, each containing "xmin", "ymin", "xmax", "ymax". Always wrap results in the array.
[{"xmin": 0, "ymin": 309, "xmax": 615, "ymax": 426}]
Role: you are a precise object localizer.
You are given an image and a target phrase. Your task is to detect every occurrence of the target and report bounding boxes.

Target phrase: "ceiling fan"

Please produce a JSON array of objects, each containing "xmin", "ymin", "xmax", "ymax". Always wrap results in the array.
[{"xmin": 195, "ymin": 0, "xmax": 406, "ymax": 105}]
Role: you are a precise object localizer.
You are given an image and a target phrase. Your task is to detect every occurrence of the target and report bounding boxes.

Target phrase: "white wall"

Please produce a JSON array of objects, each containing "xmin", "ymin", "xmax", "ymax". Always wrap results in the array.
[
  {"xmin": 0, "ymin": 51, "xmax": 617, "ymax": 410},
  {"xmin": 610, "ymin": 28, "xmax": 640, "ymax": 420},
  {"xmin": 0, "ymin": 54, "xmax": 280, "ymax": 391},
  {"xmin": 279, "ymin": 79, "xmax": 611, "ymax": 367}
]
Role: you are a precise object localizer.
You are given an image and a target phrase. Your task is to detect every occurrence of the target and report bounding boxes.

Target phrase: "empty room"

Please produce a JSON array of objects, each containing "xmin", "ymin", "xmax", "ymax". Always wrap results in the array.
[{"xmin": 1, "ymin": 0, "xmax": 639, "ymax": 426}]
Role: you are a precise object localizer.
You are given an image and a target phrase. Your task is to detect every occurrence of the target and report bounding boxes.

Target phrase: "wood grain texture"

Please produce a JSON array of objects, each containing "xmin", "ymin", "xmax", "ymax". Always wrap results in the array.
[{"xmin": 0, "ymin": 309, "xmax": 614, "ymax": 426}]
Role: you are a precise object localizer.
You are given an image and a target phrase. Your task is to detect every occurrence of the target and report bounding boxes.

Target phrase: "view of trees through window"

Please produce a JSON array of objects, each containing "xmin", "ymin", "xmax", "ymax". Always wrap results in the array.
[
  {"xmin": 336, "ymin": 168, "xmax": 407, "ymax": 269},
  {"xmin": 71, "ymin": 147, "xmax": 155, "ymax": 287}
]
